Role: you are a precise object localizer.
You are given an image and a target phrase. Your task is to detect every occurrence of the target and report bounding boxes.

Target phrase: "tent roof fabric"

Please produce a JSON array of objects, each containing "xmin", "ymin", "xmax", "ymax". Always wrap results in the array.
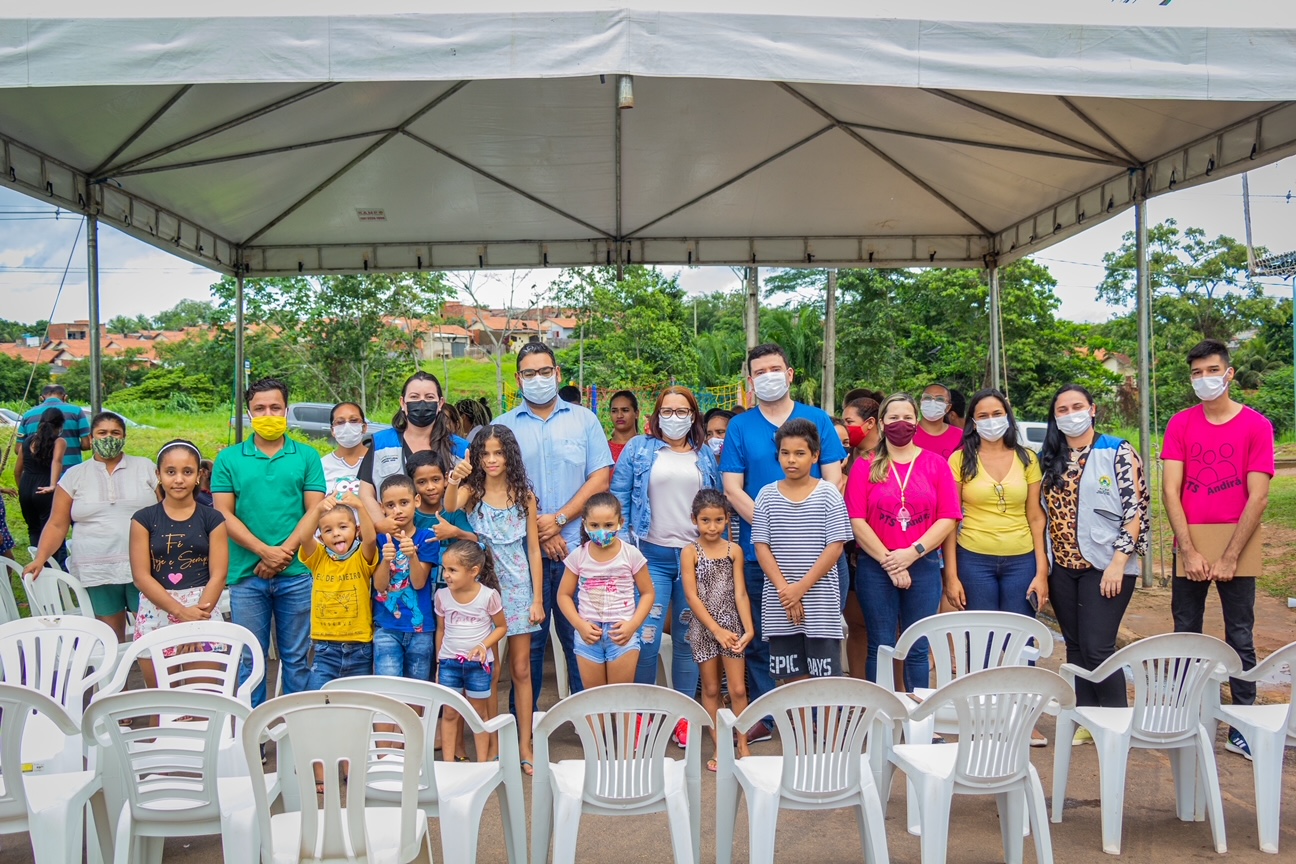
[{"xmin": 2, "ymin": 2, "xmax": 1295, "ymax": 275}]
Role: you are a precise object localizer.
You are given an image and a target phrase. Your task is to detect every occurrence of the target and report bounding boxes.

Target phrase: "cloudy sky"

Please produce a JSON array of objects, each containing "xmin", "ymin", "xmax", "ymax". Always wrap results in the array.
[{"xmin": 2, "ymin": 157, "xmax": 1294, "ymax": 330}]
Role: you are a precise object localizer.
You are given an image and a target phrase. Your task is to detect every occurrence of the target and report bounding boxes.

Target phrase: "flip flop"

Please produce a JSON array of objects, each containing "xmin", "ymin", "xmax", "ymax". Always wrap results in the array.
[
  {"xmin": 521, "ymin": 760, "xmax": 534, "ymax": 776},
  {"xmin": 706, "ymin": 758, "xmax": 718, "ymax": 773},
  {"xmin": 454, "ymin": 755, "xmax": 471, "ymax": 763}
]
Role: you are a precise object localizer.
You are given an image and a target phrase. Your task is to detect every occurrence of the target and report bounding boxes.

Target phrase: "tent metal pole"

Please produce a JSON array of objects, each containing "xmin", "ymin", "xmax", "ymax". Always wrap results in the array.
[
  {"xmin": 1135, "ymin": 192, "xmax": 1154, "ymax": 587},
  {"xmin": 745, "ymin": 266, "xmax": 760, "ymax": 354},
  {"xmin": 822, "ymin": 269, "xmax": 837, "ymax": 412},
  {"xmin": 988, "ymin": 262, "xmax": 1002, "ymax": 391},
  {"xmin": 235, "ymin": 272, "xmax": 246, "ymax": 443},
  {"xmin": 86, "ymin": 214, "xmax": 103, "ymax": 415}
]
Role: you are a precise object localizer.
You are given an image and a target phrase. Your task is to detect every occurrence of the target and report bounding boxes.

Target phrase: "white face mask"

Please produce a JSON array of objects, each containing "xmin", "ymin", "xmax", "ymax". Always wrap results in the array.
[
  {"xmin": 521, "ymin": 375, "xmax": 558, "ymax": 406},
  {"xmin": 975, "ymin": 416, "xmax": 1010, "ymax": 442},
  {"xmin": 920, "ymin": 400, "xmax": 948, "ymax": 422},
  {"xmin": 1192, "ymin": 375, "xmax": 1229, "ymax": 402},
  {"xmin": 706, "ymin": 437, "xmax": 724, "ymax": 455},
  {"xmin": 752, "ymin": 370, "xmax": 790, "ymax": 403},
  {"xmin": 333, "ymin": 422, "xmax": 365, "ymax": 448},
  {"xmin": 658, "ymin": 414, "xmax": 693, "ymax": 441},
  {"xmin": 1056, "ymin": 412, "xmax": 1093, "ymax": 438}
]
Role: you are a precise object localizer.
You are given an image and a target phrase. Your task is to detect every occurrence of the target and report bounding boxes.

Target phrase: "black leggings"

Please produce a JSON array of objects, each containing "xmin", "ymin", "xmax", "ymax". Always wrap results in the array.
[
  {"xmin": 1048, "ymin": 564, "xmax": 1136, "ymax": 707},
  {"xmin": 17, "ymin": 474, "xmax": 64, "ymax": 566}
]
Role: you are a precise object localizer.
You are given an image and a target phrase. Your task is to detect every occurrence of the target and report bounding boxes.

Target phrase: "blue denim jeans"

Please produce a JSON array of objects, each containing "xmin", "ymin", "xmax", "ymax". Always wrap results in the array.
[
  {"xmin": 743, "ymin": 558, "xmax": 777, "ymax": 704},
  {"xmin": 515, "ymin": 557, "xmax": 582, "ymax": 712},
  {"xmin": 957, "ymin": 548, "xmax": 1038, "ymax": 618},
  {"xmin": 373, "ymin": 629, "xmax": 436, "ymax": 680},
  {"xmin": 634, "ymin": 541, "xmax": 701, "ymax": 697},
  {"xmin": 857, "ymin": 554, "xmax": 943, "ymax": 690},
  {"xmin": 306, "ymin": 640, "xmax": 374, "ymax": 691},
  {"xmin": 231, "ymin": 572, "xmax": 313, "ymax": 706}
]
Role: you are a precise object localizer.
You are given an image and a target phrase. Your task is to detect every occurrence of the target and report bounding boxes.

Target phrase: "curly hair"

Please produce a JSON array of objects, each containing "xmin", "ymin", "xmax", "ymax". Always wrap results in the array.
[
  {"xmin": 443, "ymin": 539, "xmax": 501, "ymax": 592},
  {"xmin": 462, "ymin": 424, "xmax": 534, "ymax": 517}
]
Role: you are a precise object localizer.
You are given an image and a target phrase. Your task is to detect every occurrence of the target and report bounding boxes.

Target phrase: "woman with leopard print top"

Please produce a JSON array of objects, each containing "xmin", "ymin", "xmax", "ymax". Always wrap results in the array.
[{"xmin": 1041, "ymin": 384, "xmax": 1149, "ymax": 712}]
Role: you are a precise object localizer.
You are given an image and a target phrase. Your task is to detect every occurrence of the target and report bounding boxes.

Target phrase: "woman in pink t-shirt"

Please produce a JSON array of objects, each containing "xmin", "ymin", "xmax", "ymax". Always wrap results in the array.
[{"xmin": 844, "ymin": 393, "xmax": 962, "ymax": 689}]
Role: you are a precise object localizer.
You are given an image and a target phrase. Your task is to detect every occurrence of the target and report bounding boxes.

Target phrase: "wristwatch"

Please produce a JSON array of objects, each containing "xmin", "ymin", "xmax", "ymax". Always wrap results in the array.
[
  {"xmin": 555, "ymin": 512, "xmax": 568, "ymax": 527},
  {"xmin": 913, "ymin": 542, "xmax": 926, "ymax": 556}
]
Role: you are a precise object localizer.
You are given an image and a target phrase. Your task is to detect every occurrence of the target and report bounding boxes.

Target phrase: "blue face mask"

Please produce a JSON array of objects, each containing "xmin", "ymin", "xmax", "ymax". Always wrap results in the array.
[{"xmin": 588, "ymin": 528, "xmax": 618, "ymax": 548}]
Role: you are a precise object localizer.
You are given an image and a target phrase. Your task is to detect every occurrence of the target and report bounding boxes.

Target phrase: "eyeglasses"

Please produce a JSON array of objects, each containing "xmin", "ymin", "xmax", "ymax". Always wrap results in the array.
[
  {"xmin": 518, "ymin": 366, "xmax": 557, "ymax": 381},
  {"xmin": 992, "ymin": 483, "xmax": 1007, "ymax": 514},
  {"xmin": 657, "ymin": 408, "xmax": 693, "ymax": 420},
  {"xmin": 920, "ymin": 397, "xmax": 948, "ymax": 406}
]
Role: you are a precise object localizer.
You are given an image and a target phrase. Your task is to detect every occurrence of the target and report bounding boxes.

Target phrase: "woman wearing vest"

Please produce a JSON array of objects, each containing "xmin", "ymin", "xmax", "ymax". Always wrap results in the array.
[
  {"xmin": 359, "ymin": 371, "xmax": 469, "ymax": 529},
  {"xmin": 1040, "ymin": 384, "xmax": 1148, "ymax": 715}
]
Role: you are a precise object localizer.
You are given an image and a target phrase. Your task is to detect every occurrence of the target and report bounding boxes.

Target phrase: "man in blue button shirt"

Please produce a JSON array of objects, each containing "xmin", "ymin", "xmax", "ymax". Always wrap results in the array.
[
  {"xmin": 496, "ymin": 342, "xmax": 613, "ymax": 707},
  {"xmin": 720, "ymin": 343, "xmax": 846, "ymax": 742}
]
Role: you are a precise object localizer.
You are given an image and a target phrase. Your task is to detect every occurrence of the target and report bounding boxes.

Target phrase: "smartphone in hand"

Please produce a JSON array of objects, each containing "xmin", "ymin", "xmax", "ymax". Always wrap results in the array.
[{"xmin": 1026, "ymin": 590, "xmax": 1041, "ymax": 613}]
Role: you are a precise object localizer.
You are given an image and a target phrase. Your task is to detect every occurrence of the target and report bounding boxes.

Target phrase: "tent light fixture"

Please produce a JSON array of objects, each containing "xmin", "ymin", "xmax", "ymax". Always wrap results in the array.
[{"xmin": 617, "ymin": 75, "xmax": 635, "ymax": 109}]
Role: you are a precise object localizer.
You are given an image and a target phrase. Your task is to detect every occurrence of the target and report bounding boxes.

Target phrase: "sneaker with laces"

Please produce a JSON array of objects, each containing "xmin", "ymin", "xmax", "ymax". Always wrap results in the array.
[
  {"xmin": 745, "ymin": 720, "xmax": 773, "ymax": 744},
  {"xmin": 1225, "ymin": 728, "xmax": 1253, "ymax": 761},
  {"xmin": 673, "ymin": 718, "xmax": 689, "ymax": 749}
]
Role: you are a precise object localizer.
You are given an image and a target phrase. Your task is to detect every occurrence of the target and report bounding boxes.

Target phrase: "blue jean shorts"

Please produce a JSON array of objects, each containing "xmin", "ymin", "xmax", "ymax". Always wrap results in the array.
[
  {"xmin": 573, "ymin": 621, "xmax": 641, "ymax": 664},
  {"xmin": 373, "ymin": 629, "xmax": 436, "ymax": 681},
  {"xmin": 307, "ymin": 640, "xmax": 374, "ymax": 691},
  {"xmin": 438, "ymin": 656, "xmax": 493, "ymax": 699}
]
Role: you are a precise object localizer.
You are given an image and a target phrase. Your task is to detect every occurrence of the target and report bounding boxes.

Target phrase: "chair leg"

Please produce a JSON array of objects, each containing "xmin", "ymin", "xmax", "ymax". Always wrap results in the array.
[
  {"xmin": 1026, "ymin": 768, "xmax": 1056, "ymax": 864},
  {"xmin": 549, "ymin": 791, "xmax": 584, "ymax": 864},
  {"xmin": 221, "ymin": 805, "xmax": 260, "ymax": 864},
  {"xmin": 1051, "ymin": 712, "xmax": 1076, "ymax": 823},
  {"xmin": 744, "ymin": 792, "xmax": 781, "ymax": 864},
  {"xmin": 531, "ymin": 775, "xmax": 554, "ymax": 864},
  {"xmin": 715, "ymin": 773, "xmax": 740, "ymax": 864},
  {"xmin": 1094, "ymin": 734, "xmax": 1132, "ymax": 855},
  {"xmin": 914, "ymin": 776, "xmax": 954, "ymax": 864},
  {"xmin": 997, "ymin": 788, "xmax": 1026, "ymax": 864},
  {"xmin": 856, "ymin": 783, "xmax": 890, "ymax": 864},
  {"xmin": 28, "ymin": 803, "xmax": 85, "ymax": 864},
  {"xmin": 665, "ymin": 785, "xmax": 696, "ymax": 864},
  {"xmin": 440, "ymin": 800, "xmax": 482, "ymax": 864},
  {"xmin": 1246, "ymin": 731, "xmax": 1283, "ymax": 854},
  {"xmin": 1194, "ymin": 726, "xmax": 1228, "ymax": 854},
  {"xmin": 1171, "ymin": 744, "xmax": 1198, "ymax": 822},
  {"xmin": 498, "ymin": 779, "xmax": 529, "ymax": 864}
]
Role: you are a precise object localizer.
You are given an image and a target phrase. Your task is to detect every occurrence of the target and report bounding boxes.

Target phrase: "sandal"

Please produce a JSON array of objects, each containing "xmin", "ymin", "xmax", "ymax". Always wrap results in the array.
[
  {"xmin": 454, "ymin": 755, "xmax": 471, "ymax": 763},
  {"xmin": 521, "ymin": 759, "xmax": 534, "ymax": 777},
  {"xmin": 706, "ymin": 758, "xmax": 718, "ymax": 773}
]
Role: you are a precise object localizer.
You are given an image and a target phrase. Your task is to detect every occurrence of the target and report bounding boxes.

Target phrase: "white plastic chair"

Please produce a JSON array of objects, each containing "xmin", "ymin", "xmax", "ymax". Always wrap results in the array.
[
  {"xmin": 659, "ymin": 630, "xmax": 674, "ymax": 690},
  {"xmin": 322, "ymin": 676, "xmax": 527, "ymax": 864},
  {"xmin": 1210, "ymin": 639, "xmax": 1296, "ymax": 854},
  {"xmin": 531, "ymin": 683, "xmax": 712, "ymax": 864},
  {"xmin": 0, "ymin": 682, "xmax": 108, "ymax": 864},
  {"xmin": 242, "ymin": 691, "xmax": 433, "ymax": 864},
  {"xmin": 0, "ymin": 615, "xmax": 117, "ymax": 773},
  {"xmin": 22, "ymin": 567, "xmax": 93, "ymax": 620},
  {"xmin": 1052, "ymin": 632, "xmax": 1241, "ymax": 855},
  {"xmin": 97, "ymin": 620, "xmax": 264, "ymax": 777},
  {"xmin": 889, "ymin": 666, "xmax": 1075, "ymax": 864},
  {"xmin": 83, "ymin": 689, "xmax": 274, "ymax": 864},
  {"xmin": 880, "ymin": 611, "xmax": 1054, "ymax": 834},
  {"xmin": 552, "ymin": 618, "xmax": 572, "ymax": 700},
  {"xmin": 0, "ymin": 556, "xmax": 25, "ymax": 623},
  {"xmin": 715, "ymin": 677, "xmax": 910, "ymax": 864}
]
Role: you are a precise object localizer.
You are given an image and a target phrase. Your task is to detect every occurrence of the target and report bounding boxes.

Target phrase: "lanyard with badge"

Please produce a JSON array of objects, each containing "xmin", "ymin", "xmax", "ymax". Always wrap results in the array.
[{"xmin": 890, "ymin": 459, "xmax": 916, "ymax": 532}]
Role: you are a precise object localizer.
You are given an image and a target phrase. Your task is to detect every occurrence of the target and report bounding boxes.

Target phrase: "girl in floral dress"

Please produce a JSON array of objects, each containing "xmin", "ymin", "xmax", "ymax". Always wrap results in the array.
[{"xmin": 446, "ymin": 424, "xmax": 544, "ymax": 774}]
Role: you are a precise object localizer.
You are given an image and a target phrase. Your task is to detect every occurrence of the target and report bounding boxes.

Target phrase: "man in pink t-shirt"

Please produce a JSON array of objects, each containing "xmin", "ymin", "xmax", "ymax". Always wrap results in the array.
[
  {"xmin": 1162, "ymin": 339, "xmax": 1274, "ymax": 759},
  {"xmin": 913, "ymin": 384, "xmax": 964, "ymax": 459}
]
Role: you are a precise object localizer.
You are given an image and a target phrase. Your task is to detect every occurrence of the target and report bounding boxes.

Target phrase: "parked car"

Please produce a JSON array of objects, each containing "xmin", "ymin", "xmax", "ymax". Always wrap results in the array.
[
  {"xmin": 81, "ymin": 408, "xmax": 155, "ymax": 429},
  {"xmin": 1016, "ymin": 421, "xmax": 1047, "ymax": 452},
  {"xmin": 235, "ymin": 402, "xmax": 392, "ymax": 441},
  {"xmin": 0, "ymin": 408, "xmax": 19, "ymax": 427}
]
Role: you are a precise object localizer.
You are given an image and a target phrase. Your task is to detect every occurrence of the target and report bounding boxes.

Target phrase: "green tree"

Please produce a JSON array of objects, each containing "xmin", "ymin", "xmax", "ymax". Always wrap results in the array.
[
  {"xmin": 0, "ymin": 318, "xmax": 46, "ymax": 343},
  {"xmin": 153, "ymin": 298, "xmax": 222, "ymax": 329},
  {"xmin": 57, "ymin": 350, "xmax": 149, "ymax": 404},
  {"xmin": 107, "ymin": 366, "xmax": 218, "ymax": 412},
  {"xmin": 105, "ymin": 314, "xmax": 152, "ymax": 335},
  {"xmin": 0, "ymin": 354, "xmax": 46, "ymax": 403}
]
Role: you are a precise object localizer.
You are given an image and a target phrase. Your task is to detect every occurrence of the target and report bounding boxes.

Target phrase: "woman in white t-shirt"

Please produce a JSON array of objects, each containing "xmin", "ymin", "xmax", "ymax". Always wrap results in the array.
[
  {"xmin": 609, "ymin": 388, "xmax": 721, "ymax": 726},
  {"xmin": 23, "ymin": 411, "xmax": 159, "ymax": 641},
  {"xmin": 321, "ymin": 401, "xmax": 371, "ymax": 495}
]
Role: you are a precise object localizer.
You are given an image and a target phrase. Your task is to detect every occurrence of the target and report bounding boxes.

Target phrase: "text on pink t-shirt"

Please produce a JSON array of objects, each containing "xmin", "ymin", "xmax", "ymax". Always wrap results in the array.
[
  {"xmin": 913, "ymin": 424, "xmax": 964, "ymax": 460},
  {"xmin": 1161, "ymin": 404, "xmax": 1274, "ymax": 524},
  {"xmin": 844, "ymin": 450, "xmax": 963, "ymax": 550},
  {"xmin": 564, "ymin": 541, "xmax": 648, "ymax": 622}
]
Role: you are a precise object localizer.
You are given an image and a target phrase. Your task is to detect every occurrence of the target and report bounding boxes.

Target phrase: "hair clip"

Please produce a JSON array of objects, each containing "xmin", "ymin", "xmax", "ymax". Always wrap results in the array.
[{"xmin": 477, "ymin": 539, "xmax": 488, "ymax": 551}]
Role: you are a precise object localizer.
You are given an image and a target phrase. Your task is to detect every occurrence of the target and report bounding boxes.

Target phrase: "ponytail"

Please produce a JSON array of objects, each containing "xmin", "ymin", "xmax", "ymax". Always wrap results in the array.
[{"xmin": 445, "ymin": 539, "xmax": 500, "ymax": 592}]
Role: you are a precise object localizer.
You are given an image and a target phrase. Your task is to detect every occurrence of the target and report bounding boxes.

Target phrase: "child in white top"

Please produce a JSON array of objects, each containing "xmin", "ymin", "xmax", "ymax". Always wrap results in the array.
[
  {"xmin": 557, "ymin": 492, "xmax": 655, "ymax": 687},
  {"xmin": 434, "ymin": 540, "xmax": 506, "ymax": 763}
]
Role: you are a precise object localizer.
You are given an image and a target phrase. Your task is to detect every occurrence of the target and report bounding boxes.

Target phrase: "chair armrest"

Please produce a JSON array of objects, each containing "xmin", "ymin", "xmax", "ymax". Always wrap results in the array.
[
  {"xmin": 532, "ymin": 710, "xmax": 547, "ymax": 733},
  {"xmin": 1234, "ymin": 647, "xmax": 1294, "ymax": 684},
  {"xmin": 715, "ymin": 708, "xmax": 739, "ymax": 777},
  {"xmin": 716, "ymin": 708, "xmax": 738, "ymax": 737},
  {"xmin": 1020, "ymin": 645, "xmax": 1040, "ymax": 664},
  {"xmin": 481, "ymin": 714, "xmax": 516, "ymax": 735},
  {"xmin": 1058, "ymin": 662, "xmax": 1094, "ymax": 686}
]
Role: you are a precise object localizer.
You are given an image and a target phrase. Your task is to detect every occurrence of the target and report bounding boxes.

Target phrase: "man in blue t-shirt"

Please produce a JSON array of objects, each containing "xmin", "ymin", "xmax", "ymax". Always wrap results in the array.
[
  {"xmin": 720, "ymin": 343, "xmax": 846, "ymax": 742},
  {"xmin": 16, "ymin": 384, "xmax": 91, "ymax": 471}
]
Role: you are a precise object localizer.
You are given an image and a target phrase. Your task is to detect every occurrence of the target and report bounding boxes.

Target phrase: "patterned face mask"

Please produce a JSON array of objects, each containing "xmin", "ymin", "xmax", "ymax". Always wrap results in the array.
[
  {"xmin": 587, "ymin": 528, "xmax": 618, "ymax": 548},
  {"xmin": 93, "ymin": 436, "xmax": 125, "ymax": 460}
]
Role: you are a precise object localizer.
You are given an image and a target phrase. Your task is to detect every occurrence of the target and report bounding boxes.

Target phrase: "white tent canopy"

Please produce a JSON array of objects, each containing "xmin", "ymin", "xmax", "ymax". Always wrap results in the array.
[{"xmin": 3, "ymin": 1, "xmax": 1296, "ymax": 276}]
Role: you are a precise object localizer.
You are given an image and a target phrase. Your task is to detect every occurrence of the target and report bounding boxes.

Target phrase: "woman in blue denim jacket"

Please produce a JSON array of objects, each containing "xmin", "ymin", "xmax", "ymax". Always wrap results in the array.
[{"xmin": 610, "ymin": 386, "xmax": 721, "ymax": 740}]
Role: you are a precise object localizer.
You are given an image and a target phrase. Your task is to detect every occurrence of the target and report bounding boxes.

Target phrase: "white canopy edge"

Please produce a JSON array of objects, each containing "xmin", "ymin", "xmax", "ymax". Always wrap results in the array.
[{"xmin": 4, "ymin": 2, "xmax": 1296, "ymax": 101}]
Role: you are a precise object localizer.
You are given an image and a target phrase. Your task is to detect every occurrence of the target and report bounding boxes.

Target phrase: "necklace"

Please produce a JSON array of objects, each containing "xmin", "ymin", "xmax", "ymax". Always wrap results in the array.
[{"xmin": 890, "ymin": 459, "xmax": 917, "ymax": 532}]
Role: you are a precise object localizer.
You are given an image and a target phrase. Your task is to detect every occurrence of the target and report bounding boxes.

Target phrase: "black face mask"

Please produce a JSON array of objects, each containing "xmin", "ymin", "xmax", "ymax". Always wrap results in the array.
[{"xmin": 405, "ymin": 400, "xmax": 439, "ymax": 428}]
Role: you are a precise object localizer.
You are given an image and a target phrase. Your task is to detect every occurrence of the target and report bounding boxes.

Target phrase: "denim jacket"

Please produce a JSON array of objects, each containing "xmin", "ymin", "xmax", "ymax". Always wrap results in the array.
[{"xmin": 609, "ymin": 434, "xmax": 721, "ymax": 543}]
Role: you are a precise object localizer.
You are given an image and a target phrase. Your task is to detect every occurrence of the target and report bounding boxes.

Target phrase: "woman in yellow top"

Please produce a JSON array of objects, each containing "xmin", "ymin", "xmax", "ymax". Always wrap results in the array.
[{"xmin": 941, "ymin": 388, "xmax": 1049, "ymax": 617}]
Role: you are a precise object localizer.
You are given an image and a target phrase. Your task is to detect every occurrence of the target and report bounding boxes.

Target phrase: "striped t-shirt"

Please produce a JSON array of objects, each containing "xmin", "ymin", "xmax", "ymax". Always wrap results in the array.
[{"xmin": 751, "ymin": 480, "xmax": 852, "ymax": 640}]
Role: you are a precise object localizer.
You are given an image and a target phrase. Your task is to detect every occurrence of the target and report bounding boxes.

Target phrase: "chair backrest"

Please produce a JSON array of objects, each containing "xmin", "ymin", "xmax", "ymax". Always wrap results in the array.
[
  {"xmin": 1251, "ymin": 640, "xmax": 1296, "ymax": 741},
  {"xmin": 0, "ymin": 557, "xmax": 24, "ymax": 624},
  {"xmin": 0, "ymin": 616, "xmax": 117, "ymax": 724},
  {"xmin": 533, "ymin": 683, "xmax": 711, "ymax": 809},
  {"xmin": 1110, "ymin": 633, "xmax": 1242, "ymax": 743},
  {"xmin": 101, "ymin": 620, "xmax": 263, "ymax": 704},
  {"xmin": 739, "ymin": 677, "xmax": 909, "ymax": 804},
  {"xmin": 0, "ymin": 682, "xmax": 81, "ymax": 822},
  {"xmin": 914, "ymin": 666, "xmax": 1075, "ymax": 788},
  {"xmin": 83, "ymin": 690, "xmax": 246, "ymax": 828},
  {"xmin": 243, "ymin": 691, "xmax": 425, "ymax": 864},
  {"xmin": 20, "ymin": 568, "xmax": 93, "ymax": 620},
  {"xmin": 896, "ymin": 611, "xmax": 1055, "ymax": 687},
  {"xmin": 322, "ymin": 675, "xmax": 495, "ymax": 806}
]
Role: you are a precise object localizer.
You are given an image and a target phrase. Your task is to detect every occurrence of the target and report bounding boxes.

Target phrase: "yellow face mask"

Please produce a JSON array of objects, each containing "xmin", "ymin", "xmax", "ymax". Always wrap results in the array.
[{"xmin": 251, "ymin": 415, "xmax": 288, "ymax": 441}]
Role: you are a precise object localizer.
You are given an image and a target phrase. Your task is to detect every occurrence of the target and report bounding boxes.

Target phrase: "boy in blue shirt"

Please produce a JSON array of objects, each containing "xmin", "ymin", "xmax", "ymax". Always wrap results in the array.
[{"xmin": 407, "ymin": 451, "xmax": 476, "ymax": 592}]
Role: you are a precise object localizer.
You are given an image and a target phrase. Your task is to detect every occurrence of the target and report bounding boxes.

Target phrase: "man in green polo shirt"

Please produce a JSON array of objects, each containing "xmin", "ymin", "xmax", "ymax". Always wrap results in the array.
[{"xmin": 212, "ymin": 378, "xmax": 325, "ymax": 706}]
